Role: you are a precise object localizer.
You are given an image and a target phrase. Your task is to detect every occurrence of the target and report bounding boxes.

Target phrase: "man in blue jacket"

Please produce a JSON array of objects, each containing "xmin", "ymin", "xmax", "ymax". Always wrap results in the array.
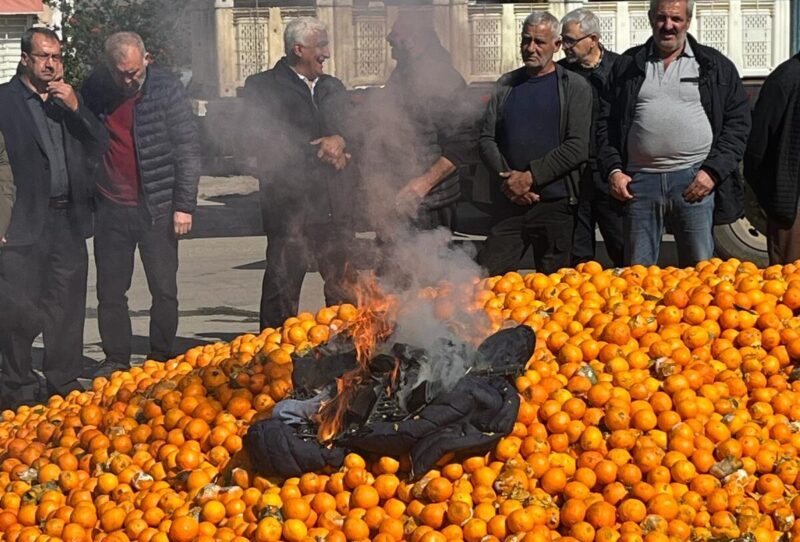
[{"xmin": 82, "ymin": 32, "xmax": 200, "ymax": 373}]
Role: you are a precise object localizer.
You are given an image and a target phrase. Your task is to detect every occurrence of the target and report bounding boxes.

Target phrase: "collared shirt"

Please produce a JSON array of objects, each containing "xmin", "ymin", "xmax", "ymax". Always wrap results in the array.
[
  {"xmin": 18, "ymin": 78, "xmax": 70, "ymax": 197},
  {"xmin": 626, "ymin": 39, "xmax": 713, "ymax": 172},
  {"xmin": 291, "ymin": 67, "xmax": 318, "ymax": 98}
]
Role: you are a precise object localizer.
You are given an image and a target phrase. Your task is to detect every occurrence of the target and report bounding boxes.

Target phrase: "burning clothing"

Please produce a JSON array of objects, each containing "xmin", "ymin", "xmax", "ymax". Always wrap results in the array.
[{"xmin": 244, "ymin": 325, "xmax": 535, "ymax": 479}]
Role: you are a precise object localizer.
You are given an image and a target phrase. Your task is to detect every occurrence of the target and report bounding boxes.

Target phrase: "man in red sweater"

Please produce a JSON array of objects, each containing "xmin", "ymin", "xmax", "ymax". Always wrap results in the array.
[{"xmin": 82, "ymin": 32, "xmax": 200, "ymax": 374}]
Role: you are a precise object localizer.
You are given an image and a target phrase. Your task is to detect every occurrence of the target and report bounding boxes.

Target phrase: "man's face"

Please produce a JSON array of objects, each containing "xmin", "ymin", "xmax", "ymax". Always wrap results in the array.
[
  {"xmin": 109, "ymin": 46, "xmax": 149, "ymax": 96},
  {"xmin": 650, "ymin": 0, "xmax": 691, "ymax": 56},
  {"xmin": 387, "ymin": 21, "xmax": 414, "ymax": 63},
  {"xmin": 561, "ymin": 21, "xmax": 598, "ymax": 64},
  {"xmin": 21, "ymin": 34, "xmax": 63, "ymax": 86},
  {"xmin": 521, "ymin": 23, "xmax": 561, "ymax": 71},
  {"xmin": 293, "ymin": 30, "xmax": 330, "ymax": 80}
]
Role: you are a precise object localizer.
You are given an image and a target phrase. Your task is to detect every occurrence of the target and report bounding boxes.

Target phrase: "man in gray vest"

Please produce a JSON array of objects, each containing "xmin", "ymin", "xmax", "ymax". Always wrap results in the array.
[{"xmin": 597, "ymin": 0, "xmax": 750, "ymax": 266}]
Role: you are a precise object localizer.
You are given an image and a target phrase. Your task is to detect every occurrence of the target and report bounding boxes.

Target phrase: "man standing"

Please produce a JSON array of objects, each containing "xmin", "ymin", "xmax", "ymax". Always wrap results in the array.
[
  {"xmin": 241, "ymin": 17, "xmax": 354, "ymax": 330},
  {"xmin": 82, "ymin": 32, "xmax": 200, "ymax": 372},
  {"xmin": 478, "ymin": 11, "xmax": 592, "ymax": 275},
  {"xmin": 378, "ymin": 12, "xmax": 473, "ymax": 232},
  {"xmin": 745, "ymin": 53, "xmax": 800, "ymax": 265},
  {"xmin": 0, "ymin": 28, "xmax": 108, "ymax": 408},
  {"xmin": 558, "ymin": 8, "xmax": 624, "ymax": 268},
  {"xmin": 597, "ymin": 0, "xmax": 750, "ymax": 267}
]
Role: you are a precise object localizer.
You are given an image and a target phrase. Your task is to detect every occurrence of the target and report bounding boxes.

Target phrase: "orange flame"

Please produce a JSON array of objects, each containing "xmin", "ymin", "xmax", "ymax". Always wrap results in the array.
[{"xmin": 315, "ymin": 271, "xmax": 398, "ymax": 442}]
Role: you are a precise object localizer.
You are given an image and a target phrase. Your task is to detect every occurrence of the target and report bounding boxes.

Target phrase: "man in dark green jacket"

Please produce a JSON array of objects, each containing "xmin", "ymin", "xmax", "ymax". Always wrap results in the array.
[{"xmin": 478, "ymin": 11, "xmax": 592, "ymax": 275}]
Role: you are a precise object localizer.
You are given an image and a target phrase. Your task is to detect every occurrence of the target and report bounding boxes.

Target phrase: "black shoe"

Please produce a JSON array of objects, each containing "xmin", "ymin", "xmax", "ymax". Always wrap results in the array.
[{"xmin": 93, "ymin": 358, "xmax": 131, "ymax": 378}]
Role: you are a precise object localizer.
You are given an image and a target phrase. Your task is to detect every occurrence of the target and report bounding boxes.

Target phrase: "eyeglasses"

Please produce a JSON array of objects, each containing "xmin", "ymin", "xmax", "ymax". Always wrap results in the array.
[
  {"xmin": 561, "ymin": 34, "xmax": 594, "ymax": 48},
  {"xmin": 27, "ymin": 52, "xmax": 63, "ymax": 62}
]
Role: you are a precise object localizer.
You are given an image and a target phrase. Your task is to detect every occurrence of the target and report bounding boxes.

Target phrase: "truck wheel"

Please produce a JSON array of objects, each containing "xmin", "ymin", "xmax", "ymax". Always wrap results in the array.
[{"xmin": 713, "ymin": 218, "xmax": 768, "ymax": 267}]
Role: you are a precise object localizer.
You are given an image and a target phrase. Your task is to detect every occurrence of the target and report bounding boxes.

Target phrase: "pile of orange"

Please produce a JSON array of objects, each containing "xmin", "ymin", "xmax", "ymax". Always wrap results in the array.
[{"xmin": 2, "ymin": 258, "xmax": 800, "ymax": 542}]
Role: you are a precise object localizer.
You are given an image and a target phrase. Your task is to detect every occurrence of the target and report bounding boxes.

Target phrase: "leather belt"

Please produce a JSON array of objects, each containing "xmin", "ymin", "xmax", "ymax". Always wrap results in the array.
[{"xmin": 49, "ymin": 196, "xmax": 72, "ymax": 209}]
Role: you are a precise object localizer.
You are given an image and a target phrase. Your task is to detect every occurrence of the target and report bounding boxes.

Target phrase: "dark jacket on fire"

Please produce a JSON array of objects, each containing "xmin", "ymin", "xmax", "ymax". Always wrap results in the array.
[
  {"xmin": 479, "ymin": 63, "xmax": 592, "ymax": 206},
  {"xmin": 81, "ymin": 65, "xmax": 201, "ymax": 220},
  {"xmin": 240, "ymin": 57, "xmax": 354, "ymax": 232},
  {"xmin": 596, "ymin": 34, "xmax": 751, "ymax": 225},
  {"xmin": 381, "ymin": 44, "xmax": 474, "ymax": 210},
  {"xmin": 744, "ymin": 53, "xmax": 800, "ymax": 227}
]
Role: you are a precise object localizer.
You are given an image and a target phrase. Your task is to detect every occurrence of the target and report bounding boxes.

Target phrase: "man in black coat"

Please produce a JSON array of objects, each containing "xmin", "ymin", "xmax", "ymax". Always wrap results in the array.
[
  {"xmin": 597, "ymin": 0, "xmax": 750, "ymax": 267},
  {"xmin": 0, "ymin": 28, "xmax": 108, "ymax": 409},
  {"xmin": 241, "ymin": 17, "xmax": 355, "ymax": 330},
  {"xmin": 81, "ymin": 32, "xmax": 200, "ymax": 372},
  {"xmin": 558, "ymin": 8, "xmax": 624, "ymax": 268},
  {"xmin": 744, "ymin": 53, "xmax": 800, "ymax": 265}
]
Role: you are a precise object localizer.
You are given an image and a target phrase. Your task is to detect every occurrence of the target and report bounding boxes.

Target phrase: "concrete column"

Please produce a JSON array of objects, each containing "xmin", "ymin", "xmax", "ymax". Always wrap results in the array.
[
  {"xmin": 772, "ymin": 0, "xmax": 791, "ymax": 68},
  {"xmin": 268, "ymin": 7, "xmax": 283, "ymax": 69},
  {"xmin": 615, "ymin": 1, "xmax": 631, "ymax": 53},
  {"xmin": 189, "ymin": 0, "xmax": 215, "ymax": 97},
  {"xmin": 332, "ymin": 0, "xmax": 355, "ymax": 85},
  {"xmin": 500, "ymin": 3, "xmax": 518, "ymax": 74},
  {"xmin": 449, "ymin": 0, "xmax": 470, "ymax": 78},
  {"xmin": 214, "ymin": 0, "xmax": 237, "ymax": 97},
  {"xmin": 317, "ymin": 0, "xmax": 337, "ymax": 76},
  {"xmin": 727, "ymin": 0, "xmax": 743, "ymax": 75},
  {"xmin": 433, "ymin": 0, "xmax": 452, "ymax": 53}
]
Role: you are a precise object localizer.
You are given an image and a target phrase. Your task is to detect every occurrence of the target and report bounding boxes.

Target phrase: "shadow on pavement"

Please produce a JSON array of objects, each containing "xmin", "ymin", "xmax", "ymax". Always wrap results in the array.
[{"xmin": 187, "ymin": 193, "xmax": 263, "ymax": 239}]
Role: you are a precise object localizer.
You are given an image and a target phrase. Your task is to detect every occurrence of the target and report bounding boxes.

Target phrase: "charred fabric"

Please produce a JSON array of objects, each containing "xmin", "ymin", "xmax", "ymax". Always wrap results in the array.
[{"xmin": 243, "ymin": 325, "xmax": 535, "ymax": 478}]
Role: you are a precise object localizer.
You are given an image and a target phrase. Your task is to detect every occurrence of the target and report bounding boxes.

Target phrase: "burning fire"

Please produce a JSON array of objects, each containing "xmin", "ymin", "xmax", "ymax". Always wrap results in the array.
[
  {"xmin": 315, "ymin": 271, "xmax": 398, "ymax": 442},
  {"xmin": 312, "ymin": 271, "xmax": 493, "ymax": 443}
]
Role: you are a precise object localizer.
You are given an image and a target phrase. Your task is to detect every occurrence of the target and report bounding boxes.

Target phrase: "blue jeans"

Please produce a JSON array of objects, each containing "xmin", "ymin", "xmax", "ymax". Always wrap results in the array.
[{"xmin": 624, "ymin": 164, "xmax": 714, "ymax": 267}]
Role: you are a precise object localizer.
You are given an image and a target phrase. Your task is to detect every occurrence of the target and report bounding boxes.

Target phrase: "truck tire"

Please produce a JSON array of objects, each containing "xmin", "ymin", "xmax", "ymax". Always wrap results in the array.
[{"xmin": 713, "ymin": 218, "xmax": 768, "ymax": 267}]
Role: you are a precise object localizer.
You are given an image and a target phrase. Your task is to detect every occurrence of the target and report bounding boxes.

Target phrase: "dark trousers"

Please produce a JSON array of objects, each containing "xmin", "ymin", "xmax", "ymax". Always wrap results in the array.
[
  {"xmin": 478, "ymin": 198, "xmax": 575, "ymax": 276},
  {"xmin": 94, "ymin": 199, "xmax": 178, "ymax": 363},
  {"xmin": 768, "ymin": 214, "xmax": 800, "ymax": 265},
  {"xmin": 571, "ymin": 173, "xmax": 625, "ymax": 267},
  {"xmin": 0, "ymin": 207, "xmax": 87, "ymax": 407},
  {"xmin": 260, "ymin": 223, "xmax": 355, "ymax": 330}
]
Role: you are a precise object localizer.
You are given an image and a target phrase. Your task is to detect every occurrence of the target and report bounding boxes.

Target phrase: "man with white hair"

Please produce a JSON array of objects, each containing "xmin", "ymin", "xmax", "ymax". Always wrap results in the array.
[
  {"xmin": 597, "ymin": 0, "xmax": 750, "ymax": 266},
  {"xmin": 478, "ymin": 11, "xmax": 592, "ymax": 275},
  {"xmin": 558, "ymin": 8, "xmax": 624, "ymax": 268},
  {"xmin": 240, "ymin": 17, "xmax": 355, "ymax": 329},
  {"xmin": 82, "ymin": 31, "xmax": 201, "ymax": 374}
]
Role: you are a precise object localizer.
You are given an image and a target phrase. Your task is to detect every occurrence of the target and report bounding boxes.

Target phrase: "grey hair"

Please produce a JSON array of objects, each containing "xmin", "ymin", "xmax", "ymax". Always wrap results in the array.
[
  {"xmin": 522, "ymin": 12, "xmax": 560, "ymax": 39},
  {"xmin": 562, "ymin": 8, "xmax": 602, "ymax": 41},
  {"xmin": 649, "ymin": 0, "xmax": 695, "ymax": 18},
  {"xmin": 284, "ymin": 17, "xmax": 327, "ymax": 57},
  {"xmin": 105, "ymin": 32, "xmax": 146, "ymax": 63}
]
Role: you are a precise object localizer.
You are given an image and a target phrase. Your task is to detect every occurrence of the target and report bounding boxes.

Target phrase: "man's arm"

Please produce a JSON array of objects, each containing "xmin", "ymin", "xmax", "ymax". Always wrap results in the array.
[
  {"xmin": 166, "ymin": 79, "xmax": 201, "ymax": 217},
  {"xmin": 0, "ymin": 131, "xmax": 14, "ymax": 244},
  {"xmin": 595, "ymin": 61, "xmax": 625, "ymax": 182},
  {"xmin": 744, "ymin": 71, "xmax": 789, "ymax": 186},
  {"xmin": 700, "ymin": 61, "xmax": 752, "ymax": 185},
  {"xmin": 528, "ymin": 75, "xmax": 591, "ymax": 189},
  {"xmin": 478, "ymin": 82, "xmax": 511, "ymax": 176}
]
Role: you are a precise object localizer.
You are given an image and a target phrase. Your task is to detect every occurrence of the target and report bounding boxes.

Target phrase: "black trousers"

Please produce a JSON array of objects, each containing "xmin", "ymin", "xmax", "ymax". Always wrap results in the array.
[
  {"xmin": 478, "ymin": 198, "xmax": 575, "ymax": 276},
  {"xmin": 0, "ymin": 207, "xmax": 87, "ymax": 407},
  {"xmin": 571, "ymin": 172, "xmax": 625, "ymax": 267},
  {"xmin": 94, "ymin": 199, "xmax": 178, "ymax": 363},
  {"xmin": 260, "ymin": 223, "xmax": 355, "ymax": 330}
]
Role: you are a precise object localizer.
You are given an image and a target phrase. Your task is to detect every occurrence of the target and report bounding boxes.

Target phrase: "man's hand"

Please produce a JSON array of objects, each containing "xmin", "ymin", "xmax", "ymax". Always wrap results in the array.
[
  {"xmin": 173, "ymin": 211, "xmax": 192, "ymax": 237},
  {"xmin": 511, "ymin": 192, "xmax": 540, "ymax": 206},
  {"xmin": 311, "ymin": 135, "xmax": 351, "ymax": 171},
  {"xmin": 0, "ymin": 236, "xmax": 6, "ymax": 246},
  {"xmin": 395, "ymin": 175, "xmax": 434, "ymax": 217},
  {"xmin": 683, "ymin": 169, "xmax": 715, "ymax": 203},
  {"xmin": 500, "ymin": 170, "xmax": 533, "ymax": 199},
  {"xmin": 610, "ymin": 171, "xmax": 634, "ymax": 202},
  {"xmin": 47, "ymin": 79, "xmax": 79, "ymax": 112}
]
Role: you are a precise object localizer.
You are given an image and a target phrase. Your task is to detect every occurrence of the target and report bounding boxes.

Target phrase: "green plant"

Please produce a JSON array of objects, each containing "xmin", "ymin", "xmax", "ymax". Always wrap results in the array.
[{"xmin": 44, "ymin": 0, "xmax": 191, "ymax": 87}]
